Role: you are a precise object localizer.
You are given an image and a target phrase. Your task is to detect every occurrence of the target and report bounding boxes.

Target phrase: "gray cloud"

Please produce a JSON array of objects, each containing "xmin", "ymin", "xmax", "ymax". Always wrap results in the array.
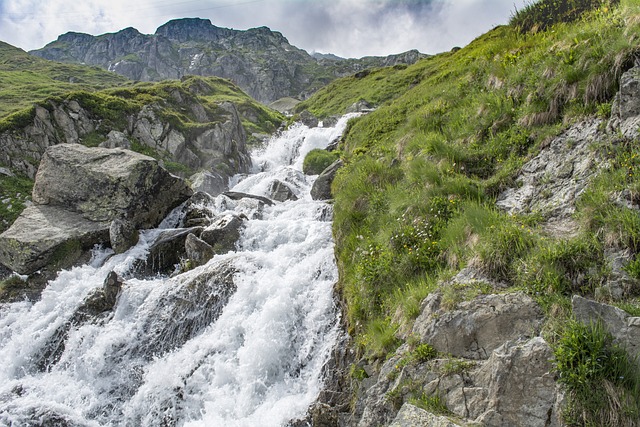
[{"xmin": 0, "ymin": 0, "xmax": 526, "ymax": 57}]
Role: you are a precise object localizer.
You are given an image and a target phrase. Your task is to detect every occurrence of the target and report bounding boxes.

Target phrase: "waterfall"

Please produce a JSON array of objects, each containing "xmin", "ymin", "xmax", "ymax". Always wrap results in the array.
[{"xmin": 0, "ymin": 114, "xmax": 357, "ymax": 426}]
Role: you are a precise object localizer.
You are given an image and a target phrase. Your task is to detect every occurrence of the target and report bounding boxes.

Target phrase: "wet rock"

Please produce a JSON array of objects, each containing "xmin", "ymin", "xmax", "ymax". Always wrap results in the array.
[
  {"xmin": 134, "ymin": 258, "xmax": 237, "ymax": 357},
  {"xmin": 311, "ymin": 159, "xmax": 343, "ymax": 200},
  {"xmin": 389, "ymin": 403, "xmax": 462, "ymax": 427},
  {"xmin": 269, "ymin": 179, "xmax": 298, "ymax": 202},
  {"xmin": 35, "ymin": 271, "xmax": 125, "ymax": 371},
  {"xmin": 223, "ymin": 191, "xmax": 275, "ymax": 206},
  {"xmin": 185, "ymin": 233, "xmax": 215, "ymax": 267},
  {"xmin": 190, "ymin": 170, "xmax": 228, "ymax": 196},
  {"xmin": 0, "ymin": 205, "xmax": 109, "ymax": 275},
  {"xmin": 200, "ymin": 214, "xmax": 246, "ymax": 254},
  {"xmin": 412, "ymin": 292, "xmax": 543, "ymax": 360},
  {"xmin": 572, "ymin": 295, "xmax": 640, "ymax": 359},
  {"xmin": 109, "ymin": 217, "xmax": 139, "ymax": 254},
  {"xmin": 77, "ymin": 271, "xmax": 124, "ymax": 317},
  {"xmin": 181, "ymin": 191, "xmax": 217, "ymax": 227},
  {"xmin": 131, "ymin": 227, "xmax": 203, "ymax": 278},
  {"xmin": 32, "ymin": 144, "xmax": 193, "ymax": 229},
  {"xmin": 298, "ymin": 110, "xmax": 319, "ymax": 128}
]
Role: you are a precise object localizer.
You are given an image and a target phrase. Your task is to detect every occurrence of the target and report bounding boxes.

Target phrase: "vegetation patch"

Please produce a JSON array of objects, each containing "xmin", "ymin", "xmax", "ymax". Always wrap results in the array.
[
  {"xmin": 303, "ymin": 148, "xmax": 339, "ymax": 175},
  {"xmin": 0, "ymin": 173, "xmax": 33, "ymax": 233},
  {"xmin": 554, "ymin": 320, "xmax": 640, "ymax": 426}
]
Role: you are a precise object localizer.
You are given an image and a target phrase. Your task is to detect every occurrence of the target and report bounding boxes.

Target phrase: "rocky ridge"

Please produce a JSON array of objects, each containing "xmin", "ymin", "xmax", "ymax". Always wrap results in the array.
[{"xmin": 30, "ymin": 18, "xmax": 428, "ymax": 104}]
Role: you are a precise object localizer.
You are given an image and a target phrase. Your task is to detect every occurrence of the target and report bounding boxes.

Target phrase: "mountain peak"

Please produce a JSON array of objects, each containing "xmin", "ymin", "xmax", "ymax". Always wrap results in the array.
[{"xmin": 155, "ymin": 18, "xmax": 230, "ymax": 42}]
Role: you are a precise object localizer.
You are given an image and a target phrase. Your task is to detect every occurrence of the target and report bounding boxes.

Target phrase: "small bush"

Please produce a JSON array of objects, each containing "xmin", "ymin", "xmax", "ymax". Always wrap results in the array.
[
  {"xmin": 302, "ymin": 149, "xmax": 339, "ymax": 175},
  {"xmin": 554, "ymin": 320, "xmax": 640, "ymax": 426}
]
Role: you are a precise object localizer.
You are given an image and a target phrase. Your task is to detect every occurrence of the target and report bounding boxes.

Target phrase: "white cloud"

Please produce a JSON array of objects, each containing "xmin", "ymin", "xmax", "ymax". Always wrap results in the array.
[{"xmin": 0, "ymin": 0, "xmax": 527, "ymax": 57}]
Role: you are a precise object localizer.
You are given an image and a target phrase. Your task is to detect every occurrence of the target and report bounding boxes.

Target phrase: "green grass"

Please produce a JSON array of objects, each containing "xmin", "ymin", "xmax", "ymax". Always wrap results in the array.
[
  {"xmin": 0, "ymin": 173, "xmax": 33, "ymax": 233},
  {"xmin": 302, "ymin": 149, "xmax": 339, "ymax": 175},
  {"xmin": 0, "ymin": 41, "xmax": 129, "ymax": 119},
  {"xmin": 554, "ymin": 320, "xmax": 640, "ymax": 426}
]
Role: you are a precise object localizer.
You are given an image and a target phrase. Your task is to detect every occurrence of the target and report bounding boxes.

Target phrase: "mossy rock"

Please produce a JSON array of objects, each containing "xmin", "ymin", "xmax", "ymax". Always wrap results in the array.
[{"xmin": 303, "ymin": 149, "xmax": 339, "ymax": 175}]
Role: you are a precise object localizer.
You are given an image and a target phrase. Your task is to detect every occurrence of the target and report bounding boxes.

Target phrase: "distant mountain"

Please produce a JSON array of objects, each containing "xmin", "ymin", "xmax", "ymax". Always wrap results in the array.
[{"xmin": 30, "ymin": 18, "xmax": 428, "ymax": 104}]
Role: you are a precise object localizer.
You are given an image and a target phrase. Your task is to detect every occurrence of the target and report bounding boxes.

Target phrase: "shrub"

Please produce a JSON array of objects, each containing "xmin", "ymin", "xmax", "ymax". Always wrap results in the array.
[
  {"xmin": 554, "ymin": 320, "xmax": 640, "ymax": 426},
  {"xmin": 302, "ymin": 148, "xmax": 339, "ymax": 175}
]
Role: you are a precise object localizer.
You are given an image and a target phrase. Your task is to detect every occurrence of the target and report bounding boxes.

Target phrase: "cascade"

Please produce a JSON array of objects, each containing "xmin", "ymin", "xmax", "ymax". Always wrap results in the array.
[{"xmin": 0, "ymin": 115, "xmax": 357, "ymax": 426}]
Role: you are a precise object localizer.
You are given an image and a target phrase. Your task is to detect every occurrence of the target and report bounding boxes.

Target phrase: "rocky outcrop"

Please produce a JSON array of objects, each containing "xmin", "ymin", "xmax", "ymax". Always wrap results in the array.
[
  {"xmin": 31, "ymin": 18, "xmax": 428, "ymax": 104},
  {"xmin": 0, "ymin": 145, "xmax": 192, "ymax": 276},
  {"xmin": 0, "ymin": 88, "xmax": 253, "ymax": 187},
  {"xmin": 389, "ymin": 404, "xmax": 462, "ymax": 427},
  {"xmin": 329, "ymin": 292, "xmax": 559, "ymax": 427},
  {"xmin": 496, "ymin": 118, "xmax": 604, "ymax": 233},
  {"xmin": 411, "ymin": 292, "xmax": 543, "ymax": 360}
]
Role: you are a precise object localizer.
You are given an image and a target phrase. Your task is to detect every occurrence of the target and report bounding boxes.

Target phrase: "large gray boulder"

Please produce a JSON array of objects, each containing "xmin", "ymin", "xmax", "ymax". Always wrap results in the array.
[
  {"xmin": 0, "ymin": 144, "xmax": 193, "ymax": 276},
  {"xmin": 412, "ymin": 292, "xmax": 543, "ymax": 360},
  {"xmin": 32, "ymin": 144, "xmax": 192, "ymax": 228},
  {"xmin": 0, "ymin": 205, "xmax": 110, "ymax": 274}
]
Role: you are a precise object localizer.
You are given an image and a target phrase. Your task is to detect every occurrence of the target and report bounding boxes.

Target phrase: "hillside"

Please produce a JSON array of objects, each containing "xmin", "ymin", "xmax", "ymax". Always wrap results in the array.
[
  {"xmin": 297, "ymin": 0, "xmax": 640, "ymax": 425},
  {"xmin": 0, "ymin": 75, "xmax": 284, "ymax": 232},
  {"xmin": 0, "ymin": 41, "xmax": 129, "ymax": 118},
  {"xmin": 30, "ymin": 18, "xmax": 428, "ymax": 104}
]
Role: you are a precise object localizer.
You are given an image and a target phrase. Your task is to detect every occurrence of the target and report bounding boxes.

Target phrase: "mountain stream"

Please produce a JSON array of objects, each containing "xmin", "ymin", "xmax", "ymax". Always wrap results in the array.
[{"xmin": 0, "ymin": 115, "xmax": 357, "ymax": 426}]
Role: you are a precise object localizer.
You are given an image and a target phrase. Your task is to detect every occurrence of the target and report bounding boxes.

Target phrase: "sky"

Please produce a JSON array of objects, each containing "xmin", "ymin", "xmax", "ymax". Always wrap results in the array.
[{"xmin": 0, "ymin": 0, "xmax": 528, "ymax": 58}]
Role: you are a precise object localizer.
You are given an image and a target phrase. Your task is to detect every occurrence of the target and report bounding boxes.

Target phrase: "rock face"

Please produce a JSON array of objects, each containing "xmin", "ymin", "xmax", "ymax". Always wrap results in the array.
[
  {"xmin": 31, "ymin": 18, "xmax": 428, "ymax": 104},
  {"xmin": 327, "ymin": 293, "xmax": 560, "ymax": 427},
  {"xmin": 411, "ymin": 292, "xmax": 544, "ymax": 360},
  {"xmin": 0, "ymin": 145, "xmax": 192, "ymax": 276},
  {"xmin": 496, "ymin": 119, "xmax": 603, "ymax": 228},
  {"xmin": 389, "ymin": 404, "xmax": 462, "ymax": 427},
  {"xmin": 0, "ymin": 87, "xmax": 253, "ymax": 186}
]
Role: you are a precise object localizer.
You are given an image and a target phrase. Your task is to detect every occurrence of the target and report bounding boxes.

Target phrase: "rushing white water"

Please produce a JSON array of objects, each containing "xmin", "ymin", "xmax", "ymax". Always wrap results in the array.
[{"xmin": 0, "ymin": 115, "xmax": 357, "ymax": 426}]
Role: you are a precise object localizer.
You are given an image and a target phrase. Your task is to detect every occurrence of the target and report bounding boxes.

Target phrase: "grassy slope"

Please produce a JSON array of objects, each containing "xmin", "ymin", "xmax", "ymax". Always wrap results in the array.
[
  {"xmin": 0, "ymin": 41, "xmax": 130, "ymax": 119},
  {"xmin": 299, "ymin": 0, "xmax": 640, "ymax": 423}
]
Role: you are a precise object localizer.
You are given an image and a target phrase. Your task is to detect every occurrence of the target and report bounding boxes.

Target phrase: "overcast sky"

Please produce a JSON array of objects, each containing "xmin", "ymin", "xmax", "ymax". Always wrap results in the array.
[{"xmin": 0, "ymin": 0, "xmax": 527, "ymax": 58}]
